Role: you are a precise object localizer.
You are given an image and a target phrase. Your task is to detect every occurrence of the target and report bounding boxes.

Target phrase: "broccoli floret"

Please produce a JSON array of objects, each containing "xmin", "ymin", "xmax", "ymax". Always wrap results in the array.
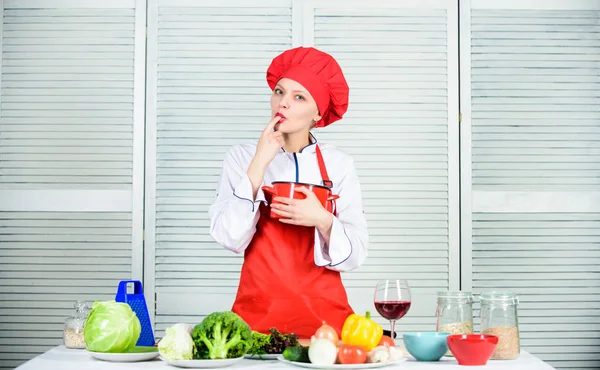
[{"xmin": 191, "ymin": 311, "xmax": 252, "ymax": 359}]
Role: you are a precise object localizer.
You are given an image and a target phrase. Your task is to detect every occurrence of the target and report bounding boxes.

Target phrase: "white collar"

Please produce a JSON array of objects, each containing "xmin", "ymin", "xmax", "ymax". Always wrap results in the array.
[{"xmin": 280, "ymin": 132, "xmax": 318, "ymax": 154}]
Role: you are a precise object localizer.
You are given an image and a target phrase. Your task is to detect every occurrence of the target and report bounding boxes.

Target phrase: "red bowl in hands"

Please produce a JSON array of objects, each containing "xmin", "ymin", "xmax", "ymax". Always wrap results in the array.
[
  {"xmin": 262, "ymin": 182, "xmax": 339, "ymax": 219},
  {"xmin": 447, "ymin": 334, "xmax": 498, "ymax": 366}
]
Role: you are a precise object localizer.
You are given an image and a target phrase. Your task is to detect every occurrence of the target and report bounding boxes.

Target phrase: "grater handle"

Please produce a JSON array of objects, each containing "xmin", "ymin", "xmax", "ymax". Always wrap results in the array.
[{"xmin": 116, "ymin": 280, "xmax": 143, "ymax": 295}]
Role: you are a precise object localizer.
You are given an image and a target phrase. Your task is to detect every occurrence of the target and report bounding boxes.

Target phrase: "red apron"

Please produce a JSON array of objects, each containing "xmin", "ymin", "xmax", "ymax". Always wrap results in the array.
[{"xmin": 231, "ymin": 145, "xmax": 354, "ymax": 338}]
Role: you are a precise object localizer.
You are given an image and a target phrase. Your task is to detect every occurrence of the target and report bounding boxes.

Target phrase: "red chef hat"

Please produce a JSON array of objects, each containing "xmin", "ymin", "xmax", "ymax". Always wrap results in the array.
[{"xmin": 266, "ymin": 46, "xmax": 349, "ymax": 128}]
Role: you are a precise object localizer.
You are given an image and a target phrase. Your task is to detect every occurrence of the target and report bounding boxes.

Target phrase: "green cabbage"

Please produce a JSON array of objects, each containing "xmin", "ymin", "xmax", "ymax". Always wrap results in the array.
[
  {"xmin": 158, "ymin": 323, "xmax": 196, "ymax": 360},
  {"xmin": 84, "ymin": 300, "xmax": 141, "ymax": 353}
]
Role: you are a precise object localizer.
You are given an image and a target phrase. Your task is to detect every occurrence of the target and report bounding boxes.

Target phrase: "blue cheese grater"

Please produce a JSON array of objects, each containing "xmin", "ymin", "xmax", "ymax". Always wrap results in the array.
[{"xmin": 115, "ymin": 280, "xmax": 155, "ymax": 346}]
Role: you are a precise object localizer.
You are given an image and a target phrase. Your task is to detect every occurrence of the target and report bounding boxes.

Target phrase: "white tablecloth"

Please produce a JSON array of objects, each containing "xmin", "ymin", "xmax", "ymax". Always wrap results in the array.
[{"xmin": 15, "ymin": 346, "xmax": 556, "ymax": 370}]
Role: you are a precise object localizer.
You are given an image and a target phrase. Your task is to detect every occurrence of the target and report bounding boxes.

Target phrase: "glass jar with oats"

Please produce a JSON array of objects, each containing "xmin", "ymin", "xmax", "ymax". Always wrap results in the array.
[
  {"xmin": 63, "ymin": 301, "xmax": 89, "ymax": 349},
  {"xmin": 480, "ymin": 292, "xmax": 520, "ymax": 360},
  {"xmin": 436, "ymin": 291, "xmax": 474, "ymax": 356}
]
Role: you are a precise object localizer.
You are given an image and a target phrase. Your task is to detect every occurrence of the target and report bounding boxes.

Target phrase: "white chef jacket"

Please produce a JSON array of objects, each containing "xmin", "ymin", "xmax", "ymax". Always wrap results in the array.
[{"xmin": 208, "ymin": 133, "xmax": 369, "ymax": 272}]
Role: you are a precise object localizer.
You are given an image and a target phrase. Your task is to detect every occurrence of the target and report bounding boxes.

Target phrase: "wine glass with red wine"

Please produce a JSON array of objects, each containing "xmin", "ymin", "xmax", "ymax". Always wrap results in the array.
[{"xmin": 374, "ymin": 280, "xmax": 412, "ymax": 339}]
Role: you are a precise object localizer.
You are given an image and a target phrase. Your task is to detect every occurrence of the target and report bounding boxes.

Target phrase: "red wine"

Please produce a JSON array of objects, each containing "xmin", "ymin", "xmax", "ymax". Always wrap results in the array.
[{"xmin": 374, "ymin": 300, "xmax": 411, "ymax": 320}]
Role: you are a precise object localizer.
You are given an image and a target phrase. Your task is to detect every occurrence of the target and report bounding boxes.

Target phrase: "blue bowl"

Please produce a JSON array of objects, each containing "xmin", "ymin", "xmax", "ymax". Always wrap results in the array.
[{"xmin": 403, "ymin": 332, "xmax": 451, "ymax": 361}]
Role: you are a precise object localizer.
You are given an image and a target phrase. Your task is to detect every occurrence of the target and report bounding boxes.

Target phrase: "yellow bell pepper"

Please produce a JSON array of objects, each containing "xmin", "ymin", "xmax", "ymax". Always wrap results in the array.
[{"xmin": 341, "ymin": 311, "xmax": 383, "ymax": 351}]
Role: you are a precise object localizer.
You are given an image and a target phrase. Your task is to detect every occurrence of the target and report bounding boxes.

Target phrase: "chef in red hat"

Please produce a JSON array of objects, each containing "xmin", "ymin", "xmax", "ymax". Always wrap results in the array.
[{"xmin": 209, "ymin": 47, "xmax": 369, "ymax": 338}]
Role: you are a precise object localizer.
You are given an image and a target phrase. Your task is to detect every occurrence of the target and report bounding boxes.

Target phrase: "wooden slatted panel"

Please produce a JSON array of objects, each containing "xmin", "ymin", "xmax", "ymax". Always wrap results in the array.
[
  {"xmin": 0, "ymin": 5, "xmax": 135, "ymax": 189},
  {"xmin": 472, "ymin": 213, "xmax": 600, "ymax": 368},
  {"xmin": 471, "ymin": 9, "xmax": 600, "ymax": 192},
  {"xmin": 469, "ymin": 1, "xmax": 600, "ymax": 368},
  {"xmin": 151, "ymin": 0, "xmax": 293, "ymax": 334},
  {"xmin": 0, "ymin": 212, "xmax": 133, "ymax": 369},
  {"xmin": 150, "ymin": 0, "xmax": 458, "ymax": 339},
  {"xmin": 312, "ymin": 3, "xmax": 456, "ymax": 333},
  {"xmin": 0, "ymin": 0, "xmax": 139, "ymax": 368}
]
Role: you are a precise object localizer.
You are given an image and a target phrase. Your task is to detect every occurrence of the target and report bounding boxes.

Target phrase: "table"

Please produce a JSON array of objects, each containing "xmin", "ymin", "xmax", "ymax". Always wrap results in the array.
[{"xmin": 15, "ymin": 346, "xmax": 556, "ymax": 370}]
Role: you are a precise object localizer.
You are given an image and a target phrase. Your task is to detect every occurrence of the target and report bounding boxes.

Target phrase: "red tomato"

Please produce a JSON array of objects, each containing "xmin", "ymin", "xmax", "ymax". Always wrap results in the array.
[
  {"xmin": 337, "ymin": 344, "xmax": 368, "ymax": 364},
  {"xmin": 378, "ymin": 335, "xmax": 395, "ymax": 347}
]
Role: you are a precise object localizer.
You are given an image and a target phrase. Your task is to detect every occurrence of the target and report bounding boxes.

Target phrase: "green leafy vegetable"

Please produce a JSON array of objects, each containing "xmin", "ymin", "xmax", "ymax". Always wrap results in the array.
[
  {"xmin": 249, "ymin": 331, "xmax": 271, "ymax": 355},
  {"xmin": 83, "ymin": 300, "xmax": 141, "ymax": 353},
  {"xmin": 248, "ymin": 328, "xmax": 300, "ymax": 355}
]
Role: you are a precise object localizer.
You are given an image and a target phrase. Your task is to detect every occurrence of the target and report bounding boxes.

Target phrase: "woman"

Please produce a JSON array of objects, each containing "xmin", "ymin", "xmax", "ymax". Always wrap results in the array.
[{"xmin": 209, "ymin": 47, "xmax": 369, "ymax": 339}]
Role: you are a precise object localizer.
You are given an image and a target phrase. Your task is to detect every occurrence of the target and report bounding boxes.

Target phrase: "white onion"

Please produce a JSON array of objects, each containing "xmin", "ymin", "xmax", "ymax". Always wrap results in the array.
[{"xmin": 308, "ymin": 337, "xmax": 338, "ymax": 365}]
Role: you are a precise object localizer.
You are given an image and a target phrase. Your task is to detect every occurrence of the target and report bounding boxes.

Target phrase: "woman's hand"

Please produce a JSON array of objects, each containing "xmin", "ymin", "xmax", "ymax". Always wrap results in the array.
[
  {"xmin": 270, "ymin": 187, "xmax": 333, "ymax": 231},
  {"xmin": 253, "ymin": 115, "xmax": 285, "ymax": 169},
  {"xmin": 247, "ymin": 116, "xmax": 284, "ymax": 199}
]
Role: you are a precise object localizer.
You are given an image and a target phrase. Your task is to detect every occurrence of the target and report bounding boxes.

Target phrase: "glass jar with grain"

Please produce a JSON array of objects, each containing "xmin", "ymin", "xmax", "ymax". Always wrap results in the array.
[
  {"xmin": 480, "ymin": 292, "xmax": 520, "ymax": 360},
  {"xmin": 436, "ymin": 291, "xmax": 474, "ymax": 356},
  {"xmin": 63, "ymin": 301, "xmax": 89, "ymax": 349}
]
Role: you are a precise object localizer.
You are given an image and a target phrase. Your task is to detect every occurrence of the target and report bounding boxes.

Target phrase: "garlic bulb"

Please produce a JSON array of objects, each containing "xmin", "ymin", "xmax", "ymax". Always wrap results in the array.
[{"xmin": 367, "ymin": 345, "xmax": 405, "ymax": 363}]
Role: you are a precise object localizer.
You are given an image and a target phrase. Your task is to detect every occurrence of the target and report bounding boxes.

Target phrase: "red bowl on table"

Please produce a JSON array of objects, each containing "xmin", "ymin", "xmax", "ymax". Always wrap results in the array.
[{"xmin": 447, "ymin": 334, "xmax": 498, "ymax": 366}]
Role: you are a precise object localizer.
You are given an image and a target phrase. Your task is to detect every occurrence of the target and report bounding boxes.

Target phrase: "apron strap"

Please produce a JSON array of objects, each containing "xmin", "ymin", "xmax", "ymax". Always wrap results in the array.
[{"xmin": 315, "ymin": 144, "xmax": 332, "ymax": 188}]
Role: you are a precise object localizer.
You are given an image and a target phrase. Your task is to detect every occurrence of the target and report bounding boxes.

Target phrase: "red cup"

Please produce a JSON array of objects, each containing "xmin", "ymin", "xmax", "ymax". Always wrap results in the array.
[
  {"xmin": 262, "ymin": 181, "xmax": 339, "ymax": 219},
  {"xmin": 447, "ymin": 334, "xmax": 498, "ymax": 366}
]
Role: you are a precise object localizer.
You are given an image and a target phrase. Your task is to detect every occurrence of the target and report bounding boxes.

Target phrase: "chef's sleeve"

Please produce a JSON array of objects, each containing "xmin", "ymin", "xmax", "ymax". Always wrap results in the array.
[
  {"xmin": 313, "ymin": 158, "xmax": 369, "ymax": 272},
  {"xmin": 208, "ymin": 146, "xmax": 266, "ymax": 254}
]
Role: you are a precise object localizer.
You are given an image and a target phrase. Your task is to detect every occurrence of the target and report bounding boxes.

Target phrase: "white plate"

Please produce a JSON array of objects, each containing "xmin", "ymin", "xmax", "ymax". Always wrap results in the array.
[
  {"xmin": 244, "ymin": 353, "xmax": 280, "ymax": 360},
  {"xmin": 277, "ymin": 356, "xmax": 407, "ymax": 369},
  {"xmin": 88, "ymin": 350, "xmax": 159, "ymax": 362},
  {"xmin": 160, "ymin": 356, "xmax": 244, "ymax": 368}
]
